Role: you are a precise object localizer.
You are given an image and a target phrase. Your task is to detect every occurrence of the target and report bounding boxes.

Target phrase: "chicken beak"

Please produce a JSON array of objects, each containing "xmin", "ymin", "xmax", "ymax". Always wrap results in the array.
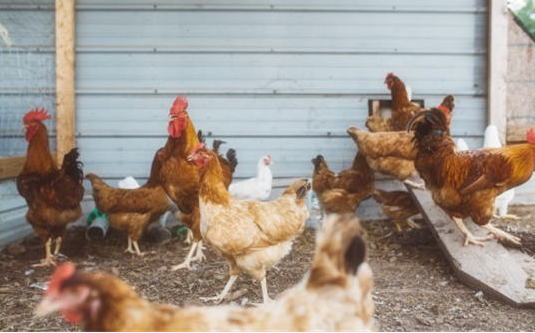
[
  {"xmin": 168, "ymin": 115, "xmax": 176, "ymax": 122},
  {"xmin": 346, "ymin": 126, "xmax": 357, "ymax": 136},
  {"xmin": 34, "ymin": 296, "xmax": 63, "ymax": 317},
  {"xmin": 186, "ymin": 155, "xmax": 193, "ymax": 162}
]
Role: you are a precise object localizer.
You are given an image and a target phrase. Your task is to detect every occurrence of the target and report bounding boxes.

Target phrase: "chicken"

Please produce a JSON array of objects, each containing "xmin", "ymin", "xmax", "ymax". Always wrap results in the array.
[
  {"xmin": 35, "ymin": 214, "xmax": 375, "ymax": 331},
  {"xmin": 85, "ymin": 149, "xmax": 170, "ymax": 256},
  {"xmin": 157, "ymin": 98, "xmax": 237, "ymax": 270},
  {"xmin": 16, "ymin": 109, "xmax": 84, "ymax": 267},
  {"xmin": 347, "ymin": 127, "xmax": 421, "ymax": 188},
  {"xmin": 229, "ymin": 155, "xmax": 273, "ymax": 201},
  {"xmin": 311, "ymin": 152, "xmax": 374, "ymax": 215},
  {"xmin": 372, "ymin": 189, "xmax": 421, "ymax": 233},
  {"xmin": 155, "ymin": 96, "xmax": 204, "ymax": 270},
  {"xmin": 349, "ymin": 95, "xmax": 455, "ymax": 189},
  {"xmin": 366, "ymin": 73, "xmax": 421, "ymax": 132},
  {"xmin": 188, "ymin": 146, "xmax": 310, "ymax": 304},
  {"xmin": 408, "ymin": 108, "xmax": 535, "ymax": 246}
]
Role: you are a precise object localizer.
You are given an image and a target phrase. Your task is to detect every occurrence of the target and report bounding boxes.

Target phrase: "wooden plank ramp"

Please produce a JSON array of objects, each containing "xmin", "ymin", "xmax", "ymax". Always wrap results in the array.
[{"xmin": 406, "ymin": 185, "xmax": 535, "ymax": 308}]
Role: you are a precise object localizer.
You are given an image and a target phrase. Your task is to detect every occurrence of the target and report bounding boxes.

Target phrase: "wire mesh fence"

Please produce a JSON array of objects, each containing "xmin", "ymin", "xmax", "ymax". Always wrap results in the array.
[{"xmin": 0, "ymin": 17, "xmax": 56, "ymax": 157}]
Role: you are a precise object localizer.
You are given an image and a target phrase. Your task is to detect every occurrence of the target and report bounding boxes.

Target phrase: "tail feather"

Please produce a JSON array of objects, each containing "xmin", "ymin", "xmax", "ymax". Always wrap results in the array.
[
  {"xmin": 212, "ymin": 139, "xmax": 225, "ymax": 153},
  {"xmin": 62, "ymin": 148, "xmax": 84, "ymax": 184},
  {"xmin": 225, "ymin": 148, "xmax": 238, "ymax": 173}
]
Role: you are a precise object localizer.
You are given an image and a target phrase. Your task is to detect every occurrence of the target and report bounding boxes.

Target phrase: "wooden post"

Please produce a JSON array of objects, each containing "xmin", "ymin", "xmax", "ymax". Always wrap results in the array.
[
  {"xmin": 488, "ymin": 0, "xmax": 508, "ymax": 144},
  {"xmin": 55, "ymin": 0, "xmax": 76, "ymax": 164}
]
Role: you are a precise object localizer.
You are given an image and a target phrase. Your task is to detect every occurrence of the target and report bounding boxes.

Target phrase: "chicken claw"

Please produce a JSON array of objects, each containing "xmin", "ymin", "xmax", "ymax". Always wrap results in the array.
[
  {"xmin": 405, "ymin": 218, "xmax": 421, "ymax": 230},
  {"xmin": 32, "ymin": 257, "xmax": 56, "ymax": 267},
  {"xmin": 192, "ymin": 241, "xmax": 206, "ymax": 262},
  {"xmin": 201, "ymin": 275, "xmax": 238, "ymax": 304},
  {"xmin": 453, "ymin": 217, "xmax": 492, "ymax": 247},
  {"xmin": 493, "ymin": 214, "xmax": 520, "ymax": 221},
  {"xmin": 171, "ymin": 242, "xmax": 198, "ymax": 271},
  {"xmin": 483, "ymin": 224, "xmax": 522, "ymax": 246},
  {"xmin": 33, "ymin": 238, "xmax": 56, "ymax": 267},
  {"xmin": 463, "ymin": 234, "xmax": 493, "ymax": 247}
]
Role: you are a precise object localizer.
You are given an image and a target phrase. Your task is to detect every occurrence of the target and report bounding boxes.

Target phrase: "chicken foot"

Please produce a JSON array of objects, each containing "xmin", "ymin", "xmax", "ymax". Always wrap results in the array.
[
  {"xmin": 200, "ymin": 275, "xmax": 238, "ymax": 304},
  {"xmin": 405, "ymin": 218, "xmax": 421, "ymax": 229},
  {"xmin": 482, "ymin": 224, "xmax": 522, "ymax": 246},
  {"xmin": 493, "ymin": 214, "xmax": 520, "ymax": 221},
  {"xmin": 453, "ymin": 217, "xmax": 493, "ymax": 246},
  {"xmin": 171, "ymin": 241, "xmax": 198, "ymax": 271},
  {"xmin": 33, "ymin": 238, "xmax": 56, "ymax": 267}
]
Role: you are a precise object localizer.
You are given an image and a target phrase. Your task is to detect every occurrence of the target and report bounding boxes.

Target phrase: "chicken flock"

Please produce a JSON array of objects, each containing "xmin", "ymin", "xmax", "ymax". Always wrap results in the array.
[{"xmin": 13, "ymin": 72, "xmax": 535, "ymax": 331}]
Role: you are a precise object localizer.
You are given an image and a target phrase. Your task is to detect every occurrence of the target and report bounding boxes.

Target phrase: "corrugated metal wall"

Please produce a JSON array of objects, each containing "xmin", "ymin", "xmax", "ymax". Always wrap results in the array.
[
  {"xmin": 0, "ymin": 0, "xmax": 489, "ymax": 247},
  {"xmin": 75, "ymin": 0, "xmax": 488, "ymax": 182},
  {"xmin": 0, "ymin": 0, "xmax": 56, "ymax": 247}
]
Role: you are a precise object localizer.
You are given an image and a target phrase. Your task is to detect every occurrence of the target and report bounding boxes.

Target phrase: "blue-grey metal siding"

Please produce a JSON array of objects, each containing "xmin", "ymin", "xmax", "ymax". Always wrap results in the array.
[
  {"xmin": 75, "ymin": 0, "xmax": 488, "ymax": 182},
  {"xmin": 0, "ymin": 0, "xmax": 56, "ymax": 247}
]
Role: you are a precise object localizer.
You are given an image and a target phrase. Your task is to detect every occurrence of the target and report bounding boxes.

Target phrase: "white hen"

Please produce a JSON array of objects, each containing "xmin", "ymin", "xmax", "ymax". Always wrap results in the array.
[
  {"xmin": 483, "ymin": 125, "xmax": 517, "ymax": 220},
  {"xmin": 229, "ymin": 155, "xmax": 273, "ymax": 201}
]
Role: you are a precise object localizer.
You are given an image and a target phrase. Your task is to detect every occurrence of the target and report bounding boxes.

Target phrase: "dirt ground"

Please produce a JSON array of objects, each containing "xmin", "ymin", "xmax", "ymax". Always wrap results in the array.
[{"xmin": 1, "ymin": 209, "xmax": 535, "ymax": 331}]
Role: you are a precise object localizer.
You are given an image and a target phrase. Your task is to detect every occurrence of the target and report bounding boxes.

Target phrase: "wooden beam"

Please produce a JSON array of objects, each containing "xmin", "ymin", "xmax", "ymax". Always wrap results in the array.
[
  {"xmin": 55, "ymin": 0, "xmax": 76, "ymax": 164},
  {"xmin": 0, "ymin": 156, "xmax": 25, "ymax": 180},
  {"xmin": 407, "ymin": 184, "xmax": 535, "ymax": 308},
  {"xmin": 488, "ymin": 0, "xmax": 509, "ymax": 143}
]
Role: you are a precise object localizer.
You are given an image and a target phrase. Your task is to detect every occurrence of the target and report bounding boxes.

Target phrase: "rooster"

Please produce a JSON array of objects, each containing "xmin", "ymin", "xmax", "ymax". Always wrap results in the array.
[
  {"xmin": 409, "ymin": 108, "xmax": 535, "ymax": 246},
  {"xmin": 366, "ymin": 73, "xmax": 421, "ymax": 132},
  {"xmin": 157, "ymin": 97, "xmax": 236, "ymax": 271},
  {"xmin": 311, "ymin": 152, "xmax": 374, "ymax": 215},
  {"xmin": 35, "ymin": 214, "xmax": 374, "ymax": 331},
  {"xmin": 229, "ymin": 155, "xmax": 273, "ymax": 201},
  {"xmin": 85, "ymin": 148, "xmax": 170, "ymax": 257},
  {"xmin": 188, "ymin": 144, "xmax": 310, "ymax": 304},
  {"xmin": 16, "ymin": 109, "xmax": 84, "ymax": 267}
]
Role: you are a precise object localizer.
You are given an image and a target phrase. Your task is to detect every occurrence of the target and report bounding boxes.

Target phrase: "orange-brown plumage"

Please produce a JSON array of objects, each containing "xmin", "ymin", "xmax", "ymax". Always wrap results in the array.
[
  {"xmin": 85, "ymin": 149, "xmax": 170, "ymax": 256},
  {"xmin": 311, "ymin": 152, "xmax": 374, "ymax": 214},
  {"xmin": 36, "ymin": 215, "xmax": 375, "ymax": 331},
  {"xmin": 158, "ymin": 97, "xmax": 237, "ymax": 270},
  {"xmin": 16, "ymin": 110, "xmax": 84, "ymax": 267},
  {"xmin": 410, "ymin": 108, "xmax": 535, "ymax": 245},
  {"xmin": 366, "ymin": 73, "xmax": 422, "ymax": 132},
  {"xmin": 372, "ymin": 189, "xmax": 420, "ymax": 233},
  {"xmin": 348, "ymin": 95, "xmax": 455, "ymax": 183}
]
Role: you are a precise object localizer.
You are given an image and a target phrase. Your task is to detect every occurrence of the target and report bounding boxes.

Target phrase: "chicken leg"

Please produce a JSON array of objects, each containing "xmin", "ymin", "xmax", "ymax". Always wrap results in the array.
[
  {"xmin": 132, "ymin": 240, "xmax": 144, "ymax": 256},
  {"xmin": 124, "ymin": 237, "xmax": 135, "ymax": 254},
  {"xmin": 453, "ymin": 217, "xmax": 493, "ymax": 246},
  {"xmin": 192, "ymin": 240, "xmax": 206, "ymax": 262},
  {"xmin": 261, "ymin": 277, "xmax": 272, "ymax": 304},
  {"xmin": 53, "ymin": 237, "xmax": 62, "ymax": 258},
  {"xmin": 33, "ymin": 238, "xmax": 56, "ymax": 267},
  {"xmin": 171, "ymin": 241, "xmax": 198, "ymax": 271},
  {"xmin": 482, "ymin": 224, "xmax": 521, "ymax": 246},
  {"xmin": 200, "ymin": 275, "xmax": 238, "ymax": 304}
]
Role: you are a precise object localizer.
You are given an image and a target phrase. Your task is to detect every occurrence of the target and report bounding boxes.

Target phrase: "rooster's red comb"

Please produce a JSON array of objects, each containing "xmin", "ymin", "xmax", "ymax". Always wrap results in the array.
[
  {"xmin": 437, "ymin": 105, "xmax": 451, "ymax": 115},
  {"xmin": 23, "ymin": 108, "xmax": 51, "ymax": 124},
  {"xmin": 386, "ymin": 72, "xmax": 395, "ymax": 79},
  {"xmin": 170, "ymin": 96, "xmax": 188, "ymax": 115},
  {"xmin": 527, "ymin": 128, "xmax": 535, "ymax": 144},
  {"xmin": 46, "ymin": 262, "xmax": 76, "ymax": 295}
]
